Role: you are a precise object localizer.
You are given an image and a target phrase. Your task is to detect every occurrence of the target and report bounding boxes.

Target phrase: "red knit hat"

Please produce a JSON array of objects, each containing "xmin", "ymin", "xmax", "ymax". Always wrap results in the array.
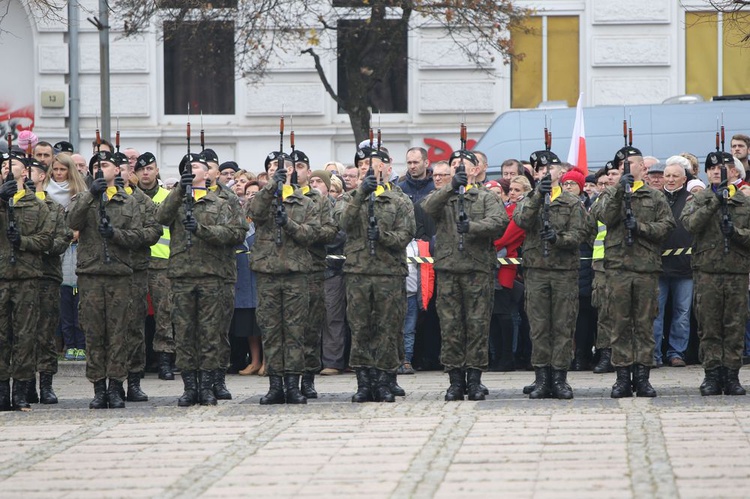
[{"xmin": 561, "ymin": 167, "xmax": 585, "ymax": 192}]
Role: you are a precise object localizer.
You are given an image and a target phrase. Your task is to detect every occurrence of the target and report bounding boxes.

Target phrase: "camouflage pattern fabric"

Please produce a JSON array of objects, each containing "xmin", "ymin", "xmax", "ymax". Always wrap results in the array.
[
  {"xmin": 303, "ymin": 271, "xmax": 325, "ymax": 373},
  {"xmin": 0, "ymin": 280, "xmax": 40, "ymax": 381},
  {"xmin": 607, "ymin": 269, "xmax": 659, "ymax": 367},
  {"xmin": 35, "ymin": 278, "xmax": 59, "ymax": 374},
  {"xmin": 149, "ymin": 269, "xmax": 174, "ymax": 354},
  {"xmin": 126, "ymin": 270, "xmax": 148, "ymax": 373}
]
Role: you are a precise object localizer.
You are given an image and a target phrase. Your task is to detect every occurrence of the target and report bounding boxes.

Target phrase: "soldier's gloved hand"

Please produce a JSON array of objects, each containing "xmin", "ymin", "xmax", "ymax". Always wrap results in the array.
[
  {"xmin": 540, "ymin": 227, "xmax": 557, "ymax": 244},
  {"xmin": 360, "ymin": 174, "xmax": 377, "ymax": 195},
  {"xmin": 272, "ymin": 168, "xmax": 287, "ymax": 185},
  {"xmin": 624, "ymin": 215, "xmax": 638, "ymax": 234},
  {"xmin": 367, "ymin": 225, "xmax": 380, "ymax": 241},
  {"xmin": 451, "ymin": 170, "xmax": 468, "ymax": 190},
  {"xmin": 456, "ymin": 218, "xmax": 471, "ymax": 234},
  {"xmin": 183, "ymin": 217, "xmax": 198, "ymax": 233},
  {"xmin": 180, "ymin": 172, "xmax": 195, "ymax": 191},
  {"xmin": 114, "ymin": 175, "xmax": 125, "ymax": 189},
  {"xmin": 275, "ymin": 210, "xmax": 288, "ymax": 227},
  {"xmin": 619, "ymin": 173, "xmax": 635, "ymax": 190},
  {"xmin": 89, "ymin": 177, "xmax": 108, "ymax": 197},
  {"xmin": 6, "ymin": 227, "xmax": 21, "ymax": 247},
  {"xmin": 715, "ymin": 180, "xmax": 729, "ymax": 201},
  {"xmin": 98, "ymin": 221, "xmax": 114, "ymax": 239},
  {"xmin": 0, "ymin": 179, "xmax": 18, "ymax": 202},
  {"xmin": 24, "ymin": 178, "xmax": 35, "ymax": 193},
  {"xmin": 721, "ymin": 218, "xmax": 735, "ymax": 237},
  {"xmin": 538, "ymin": 177, "xmax": 552, "ymax": 195}
]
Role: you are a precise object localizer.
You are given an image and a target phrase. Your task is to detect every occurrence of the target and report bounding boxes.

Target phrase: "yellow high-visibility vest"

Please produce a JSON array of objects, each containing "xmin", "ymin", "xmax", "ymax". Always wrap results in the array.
[{"xmin": 150, "ymin": 187, "xmax": 170, "ymax": 260}]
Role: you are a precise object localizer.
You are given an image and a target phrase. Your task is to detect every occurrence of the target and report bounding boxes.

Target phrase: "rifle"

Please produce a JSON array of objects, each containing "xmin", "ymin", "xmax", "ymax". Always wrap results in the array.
[
  {"xmin": 457, "ymin": 121, "xmax": 467, "ymax": 252},
  {"xmin": 719, "ymin": 114, "xmax": 730, "ymax": 254},
  {"xmin": 95, "ymin": 121, "xmax": 112, "ymax": 264},
  {"xmin": 5, "ymin": 133, "xmax": 16, "ymax": 265},
  {"xmin": 367, "ymin": 127, "xmax": 377, "ymax": 256},
  {"xmin": 200, "ymin": 111, "xmax": 205, "ymax": 152},
  {"xmin": 623, "ymin": 117, "xmax": 634, "ymax": 247},
  {"xmin": 542, "ymin": 121, "xmax": 552, "ymax": 257},
  {"xmin": 185, "ymin": 103, "xmax": 194, "ymax": 249},
  {"xmin": 115, "ymin": 116, "xmax": 120, "ymax": 153},
  {"xmin": 274, "ymin": 113, "xmax": 285, "ymax": 246},
  {"xmin": 290, "ymin": 115, "xmax": 298, "ymax": 186}
]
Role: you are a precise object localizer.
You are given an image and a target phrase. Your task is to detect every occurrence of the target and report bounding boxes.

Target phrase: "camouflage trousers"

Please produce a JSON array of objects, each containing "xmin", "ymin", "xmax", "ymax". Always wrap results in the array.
[
  {"xmin": 126, "ymin": 271, "xmax": 148, "ymax": 373},
  {"xmin": 693, "ymin": 271, "xmax": 747, "ymax": 370},
  {"xmin": 525, "ymin": 268, "xmax": 578, "ymax": 370},
  {"xmin": 436, "ymin": 270, "xmax": 493, "ymax": 371},
  {"xmin": 78, "ymin": 275, "xmax": 131, "ymax": 382},
  {"xmin": 303, "ymin": 272, "xmax": 325, "ymax": 373},
  {"xmin": 218, "ymin": 283, "xmax": 234, "ymax": 368},
  {"xmin": 171, "ymin": 277, "xmax": 225, "ymax": 372},
  {"xmin": 345, "ymin": 274, "xmax": 403, "ymax": 372},
  {"xmin": 591, "ymin": 270, "xmax": 612, "ymax": 349},
  {"xmin": 607, "ymin": 269, "xmax": 658, "ymax": 367},
  {"xmin": 35, "ymin": 278, "xmax": 60, "ymax": 374},
  {"xmin": 256, "ymin": 272, "xmax": 309, "ymax": 375},
  {"xmin": 0, "ymin": 280, "xmax": 40, "ymax": 381},
  {"xmin": 149, "ymin": 268, "xmax": 174, "ymax": 354}
]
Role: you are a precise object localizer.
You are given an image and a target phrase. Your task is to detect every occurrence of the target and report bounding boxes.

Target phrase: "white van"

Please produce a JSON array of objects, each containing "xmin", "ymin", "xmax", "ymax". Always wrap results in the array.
[{"xmin": 475, "ymin": 100, "xmax": 750, "ymax": 178}]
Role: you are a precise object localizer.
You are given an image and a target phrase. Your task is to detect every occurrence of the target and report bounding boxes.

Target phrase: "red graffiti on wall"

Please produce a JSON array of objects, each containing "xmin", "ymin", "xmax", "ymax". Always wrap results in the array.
[
  {"xmin": 0, "ymin": 103, "xmax": 35, "ymax": 148},
  {"xmin": 424, "ymin": 138, "xmax": 477, "ymax": 163}
]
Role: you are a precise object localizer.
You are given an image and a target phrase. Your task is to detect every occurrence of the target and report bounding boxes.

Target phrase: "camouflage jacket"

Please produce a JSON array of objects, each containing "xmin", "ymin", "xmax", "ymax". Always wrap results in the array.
[
  {"xmin": 128, "ymin": 187, "xmax": 163, "ymax": 273},
  {"xmin": 422, "ymin": 184, "xmax": 507, "ymax": 274},
  {"xmin": 340, "ymin": 184, "xmax": 415, "ymax": 276},
  {"xmin": 67, "ymin": 188, "xmax": 143, "ymax": 276},
  {"xmin": 156, "ymin": 185, "xmax": 246, "ymax": 279},
  {"xmin": 681, "ymin": 188, "xmax": 750, "ymax": 274},
  {"xmin": 40, "ymin": 194, "xmax": 73, "ymax": 282},
  {"xmin": 212, "ymin": 183, "xmax": 249, "ymax": 283},
  {"xmin": 247, "ymin": 182, "xmax": 319, "ymax": 274},
  {"xmin": 0, "ymin": 190, "xmax": 54, "ymax": 280},
  {"xmin": 596, "ymin": 183, "xmax": 675, "ymax": 273},
  {"xmin": 302, "ymin": 187, "xmax": 337, "ymax": 272},
  {"xmin": 514, "ymin": 188, "xmax": 591, "ymax": 271}
]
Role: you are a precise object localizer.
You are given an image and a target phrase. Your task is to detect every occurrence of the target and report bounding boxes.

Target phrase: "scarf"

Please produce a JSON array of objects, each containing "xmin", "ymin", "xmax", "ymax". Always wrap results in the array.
[{"xmin": 46, "ymin": 179, "xmax": 72, "ymax": 208}]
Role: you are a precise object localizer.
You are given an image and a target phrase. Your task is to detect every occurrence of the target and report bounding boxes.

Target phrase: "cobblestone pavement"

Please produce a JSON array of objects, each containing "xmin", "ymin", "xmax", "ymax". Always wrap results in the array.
[{"xmin": 2, "ymin": 365, "xmax": 750, "ymax": 498}]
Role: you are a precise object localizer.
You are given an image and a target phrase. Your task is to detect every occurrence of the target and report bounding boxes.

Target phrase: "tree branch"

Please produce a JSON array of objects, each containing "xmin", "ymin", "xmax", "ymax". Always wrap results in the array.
[{"xmin": 301, "ymin": 47, "xmax": 344, "ymax": 109}]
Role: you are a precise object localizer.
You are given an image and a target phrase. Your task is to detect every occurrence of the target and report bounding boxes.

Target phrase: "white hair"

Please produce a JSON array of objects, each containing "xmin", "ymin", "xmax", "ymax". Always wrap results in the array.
[
  {"xmin": 733, "ymin": 156, "xmax": 745, "ymax": 180},
  {"xmin": 665, "ymin": 155, "xmax": 691, "ymax": 172}
]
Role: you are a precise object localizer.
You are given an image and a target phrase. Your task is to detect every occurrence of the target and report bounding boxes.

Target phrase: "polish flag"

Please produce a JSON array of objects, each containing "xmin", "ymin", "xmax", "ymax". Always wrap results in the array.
[{"xmin": 567, "ymin": 93, "xmax": 588, "ymax": 176}]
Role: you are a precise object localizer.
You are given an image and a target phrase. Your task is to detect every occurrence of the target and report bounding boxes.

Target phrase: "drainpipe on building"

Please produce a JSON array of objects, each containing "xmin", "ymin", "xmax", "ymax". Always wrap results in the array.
[{"xmin": 68, "ymin": 1, "xmax": 80, "ymax": 151}]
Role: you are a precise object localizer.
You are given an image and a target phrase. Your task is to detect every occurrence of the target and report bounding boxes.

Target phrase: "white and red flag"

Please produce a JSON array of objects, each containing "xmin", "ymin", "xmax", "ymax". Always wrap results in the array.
[{"xmin": 566, "ymin": 93, "xmax": 588, "ymax": 176}]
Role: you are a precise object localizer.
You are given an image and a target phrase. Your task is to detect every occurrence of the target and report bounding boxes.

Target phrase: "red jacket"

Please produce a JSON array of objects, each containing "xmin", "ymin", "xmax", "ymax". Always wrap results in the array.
[{"xmin": 493, "ymin": 203, "xmax": 526, "ymax": 289}]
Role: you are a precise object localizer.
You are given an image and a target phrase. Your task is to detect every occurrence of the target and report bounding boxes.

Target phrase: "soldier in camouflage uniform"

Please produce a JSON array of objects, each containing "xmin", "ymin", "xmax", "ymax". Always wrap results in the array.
[
  {"xmin": 114, "ymin": 153, "xmax": 161, "ymax": 402},
  {"xmin": 422, "ymin": 149, "xmax": 507, "ymax": 401},
  {"xmin": 681, "ymin": 151, "xmax": 750, "ymax": 396},
  {"xmin": 339, "ymin": 149, "xmax": 415, "ymax": 403},
  {"xmin": 156, "ymin": 153, "xmax": 245, "ymax": 407},
  {"xmin": 0, "ymin": 154, "xmax": 54, "ymax": 411},
  {"xmin": 67, "ymin": 150, "xmax": 144, "ymax": 409},
  {"xmin": 28, "ymin": 158, "xmax": 72, "ymax": 405},
  {"xmin": 514, "ymin": 151, "xmax": 590, "ymax": 399},
  {"xmin": 290, "ymin": 151, "xmax": 337, "ymax": 399},
  {"xmin": 248, "ymin": 152, "xmax": 319, "ymax": 405},
  {"xmin": 596, "ymin": 146, "xmax": 675, "ymax": 398}
]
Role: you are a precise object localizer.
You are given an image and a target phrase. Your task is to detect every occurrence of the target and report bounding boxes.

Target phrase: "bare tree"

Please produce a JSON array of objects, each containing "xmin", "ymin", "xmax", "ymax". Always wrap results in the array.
[
  {"xmin": 709, "ymin": 0, "xmax": 750, "ymax": 42},
  {"xmin": 112, "ymin": 0, "xmax": 531, "ymax": 143}
]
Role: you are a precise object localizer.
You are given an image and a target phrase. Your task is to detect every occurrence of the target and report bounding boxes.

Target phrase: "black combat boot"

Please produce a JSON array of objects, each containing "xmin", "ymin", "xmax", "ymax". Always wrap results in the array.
[
  {"xmin": 178, "ymin": 371, "xmax": 199, "ymax": 407},
  {"xmin": 27, "ymin": 377, "xmax": 39, "ymax": 404},
  {"xmin": 0, "ymin": 379, "xmax": 10, "ymax": 411},
  {"xmin": 260, "ymin": 375, "xmax": 285, "ymax": 405},
  {"xmin": 632, "ymin": 364, "xmax": 656, "ymax": 397},
  {"xmin": 284, "ymin": 374, "xmax": 307, "ymax": 404},
  {"xmin": 610, "ymin": 367, "xmax": 633, "ymax": 398},
  {"xmin": 466, "ymin": 368, "xmax": 486, "ymax": 401},
  {"xmin": 551, "ymin": 369, "xmax": 574, "ymax": 399},
  {"xmin": 522, "ymin": 378, "xmax": 537, "ymax": 395},
  {"xmin": 12, "ymin": 380, "xmax": 31, "ymax": 410},
  {"xmin": 89, "ymin": 379, "xmax": 108, "ymax": 409},
  {"xmin": 722, "ymin": 367, "xmax": 747, "ymax": 396},
  {"xmin": 700, "ymin": 368, "xmax": 722, "ymax": 396},
  {"xmin": 593, "ymin": 348, "xmax": 614, "ymax": 374},
  {"xmin": 529, "ymin": 367, "xmax": 551, "ymax": 399},
  {"xmin": 107, "ymin": 379, "xmax": 126, "ymax": 409},
  {"xmin": 158, "ymin": 352, "xmax": 175, "ymax": 381},
  {"xmin": 462, "ymin": 368, "xmax": 489, "ymax": 395},
  {"xmin": 352, "ymin": 369, "xmax": 372, "ymax": 403},
  {"xmin": 126, "ymin": 372, "xmax": 149, "ymax": 402},
  {"xmin": 199, "ymin": 370, "xmax": 217, "ymax": 406},
  {"xmin": 213, "ymin": 369, "xmax": 232, "ymax": 400},
  {"xmin": 301, "ymin": 373, "xmax": 318, "ymax": 399},
  {"xmin": 373, "ymin": 370, "xmax": 395, "ymax": 403},
  {"xmin": 39, "ymin": 373, "xmax": 58, "ymax": 404},
  {"xmin": 445, "ymin": 369, "xmax": 465, "ymax": 401},
  {"xmin": 387, "ymin": 372, "xmax": 405, "ymax": 397}
]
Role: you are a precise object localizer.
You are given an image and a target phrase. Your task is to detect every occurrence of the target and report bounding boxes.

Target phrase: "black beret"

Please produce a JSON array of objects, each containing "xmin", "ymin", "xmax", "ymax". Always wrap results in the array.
[
  {"xmin": 264, "ymin": 151, "xmax": 292, "ymax": 171},
  {"xmin": 54, "ymin": 141, "xmax": 74, "ymax": 154},
  {"xmin": 135, "ymin": 152, "xmax": 156, "ymax": 171},
  {"xmin": 613, "ymin": 146, "xmax": 643, "ymax": 165},
  {"xmin": 24, "ymin": 158, "xmax": 47, "ymax": 171},
  {"xmin": 529, "ymin": 150, "xmax": 561, "ymax": 170},
  {"xmin": 113, "ymin": 152, "xmax": 128, "ymax": 167},
  {"xmin": 202, "ymin": 148, "xmax": 219, "ymax": 164},
  {"xmin": 449, "ymin": 149, "xmax": 478, "ymax": 166},
  {"xmin": 291, "ymin": 150, "xmax": 310, "ymax": 165},
  {"xmin": 585, "ymin": 174, "xmax": 597, "ymax": 184},
  {"xmin": 722, "ymin": 152, "xmax": 735, "ymax": 164},
  {"xmin": 704, "ymin": 151, "xmax": 722, "ymax": 171},
  {"xmin": 604, "ymin": 160, "xmax": 616, "ymax": 173},
  {"xmin": 179, "ymin": 153, "xmax": 209, "ymax": 175},
  {"xmin": 355, "ymin": 147, "xmax": 372, "ymax": 165},
  {"xmin": 219, "ymin": 161, "xmax": 239, "ymax": 173},
  {"xmin": 88, "ymin": 150, "xmax": 116, "ymax": 175}
]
